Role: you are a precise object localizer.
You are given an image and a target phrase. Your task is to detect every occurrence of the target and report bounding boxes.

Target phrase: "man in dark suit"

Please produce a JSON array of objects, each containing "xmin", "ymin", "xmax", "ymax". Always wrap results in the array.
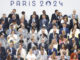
[
  {"xmin": 9, "ymin": 14, "xmax": 20, "ymax": 25},
  {"xmin": 0, "ymin": 14, "xmax": 9, "ymax": 29},
  {"xmin": 39, "ymin": 39, "xmax": 48, "ymax": 52},
  {"xmin": 30, "ymin": 11, "xmax": 39, "ymax": 21},
  {"xmin": 69, "ymin": 15, "xmax": 78, "ymax": 30},
  {"xmin": 29, "ymin": 15, "xmax": 39, "ymax": 30},
  {"xmin": 51, "ymin": 10, "xmax": 59, "ymax": 22},
  {"xmin": 27, "ymin": 37, "xmax": 38, "ymax": 52},
  {"xmin": 0, "ymin": 24, "xmax": 4, "ymax": 34},
  {"xmin": 6, "ymin": 40, "xmax": 16, "ymax": 60},
  {"xmin": 8, "ymin": 9, "xmax": 19, "ymax": 20},
  {"xmin": 0, "ymin": 42, "xmax": 6, "ymax": 60},
  {"xmin": 59, "ymin": 23, "xmax": 69, "ymax": 37},
  {"xmin": 49, "ymin": 31, "xmax": 59, "ymax": 44},
  {"xmin": 40, "ymin": 15, "xmax": 49, "ymax": 29},
  {"xmin": 40, "ymin": 10, "xmax": 49, "ymax": 22}
]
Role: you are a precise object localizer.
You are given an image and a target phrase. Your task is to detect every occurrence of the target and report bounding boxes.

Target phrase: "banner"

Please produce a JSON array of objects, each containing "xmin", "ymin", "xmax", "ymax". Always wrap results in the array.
[{"xmin": 0, "ymin": 0, "xmax": 80, "ymax": 20}]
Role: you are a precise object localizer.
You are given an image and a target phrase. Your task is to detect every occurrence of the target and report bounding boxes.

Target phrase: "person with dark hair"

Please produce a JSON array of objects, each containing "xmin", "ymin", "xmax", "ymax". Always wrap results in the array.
[
  {"xmin": 30, "ymin": 11, "xmax": 39, "ymax": 21},
  {"xmin": 70, "ymin": 15, "xmax": 78, "ymax": 30},
  {"xmin": 60, "ymin": 44, "xmax": 69, "ymax": 57},
  {"xmin": 40, "ymin": 10, "xmax": 49, "ymax": 22},
  {"xmin": 59, "ymin": 23, "xmax": 69, "ymax": 38},
  {"xmin": 16, "ymin": 44, "xmax": 26, "ymax": 60},
  {"xmin": 9, "ymin": 14, "xmax": 20, "ymax": 25},
  {"xmin": 48, "ymin": 20, "xmax": 59, "ymax": 31},
  {"xmin": 27, "ymin": 36, "xmax": 38, "ymax": 52},
  {"xmin": 29, "ymin": 14, "xmax": 39, "ymax": 30},
  {"xmin": 8, "ymin": 9, "xmax": 19, "ymax": 20},
  {"xmin": 21, "ymin": 11, "xmax": 25, "ymax": 15},
  {"xmin": 51, "ymin": 10, "xmax": 59, "ymax": 22},
  {"xmin": 0, "ymin": 42, "xmax": 6, "ymax": 60},
  {"xmin": 6, "ymin": 41, "xmax": 16, "ymax": 60},
  {"xmin": 40, "ymin": 15, "xmax": 49, "ymax": 29},
  {"xmin": 0, "ymin": 14, "xmax": 9, "ymax": 30}
]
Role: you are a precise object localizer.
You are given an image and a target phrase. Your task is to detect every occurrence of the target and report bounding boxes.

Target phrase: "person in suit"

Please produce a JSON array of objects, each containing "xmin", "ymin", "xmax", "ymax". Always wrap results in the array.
[
  {"xmin": 39, "ymin": 15, "xmax": 49, "ymax": 29},
  {"xmin": 6, "ymin": 40, "xmax": 16, "ymax": 60},
  {"xmin": 30, "ymin": 11, "xmax": 39, "ymax": 21},
  {"xmin": 40, "ymin": 10, "xmax": 49, "ymax": 22},
  {"xmin": 51, "ymin": 10, "xmax": 59, "ymax": 22},
  {"xmin": 0, "ymin": 14, "xmax": 9, "ymax": 29},
  {"xmin": 59, "ymin": 15, "xmax": 69, "ymax": 29},
  {"xmin": 59, "ymin": 23, "xmax": 69, "ymax": 37},
  {"xmin": 30, "ymin": 11, "xmax": 39, "ymax": 31},
  {"xmin": 48, "ymin": 51, "xmax": 57, "ymax": 60},
  {"xmin": 0, "ymin": 42, "xmax": 6, "ymax": 60},
  {"xmin": 9, "ymin": 14, "xmax": 20, "ymax": 25},
  {"xmin": 48, "ymin": 20, "xmax": 58, "ymax": 31},
  {"xmin": 29, "ymin": 15, "xmax": 39, "ymax": 30},
  {"xmin": 69, "ymin": 38, "xmax": 79, "ymax": 54},
  {"xmin": 6, "ymin": 24, "xmax": 17, "ymax": 36},
  {"xmin": 19, "ymin": 15, "xmax": 28, "ymax": 29},
  {"xmin": 48, "ymin": 43, "xmax": 57, "ymax": 56},
  {"xmin": 27, "ymin": 36, "xmax": 38, "ymax": 52},
  {"xmin": 38, "ymin": 37, "xmax": 48, "ymax": 52},
  {"xmin": 70, "ymin": 15, "xmax": 78, "ymax": 30},
  {"xmin": 8, "ymin": 9, "xmax": 19, "ymax": 20},
  {"xmin": 0, "ymin": 24, "xmax": 5, "ymax": 34},
  {"xmin": 14, "ymin": 54, "xmax": 24, "ymax": 60},
  {"xmin": 49, "ymin": 29, "xmax": 59, "ymax": 44}
]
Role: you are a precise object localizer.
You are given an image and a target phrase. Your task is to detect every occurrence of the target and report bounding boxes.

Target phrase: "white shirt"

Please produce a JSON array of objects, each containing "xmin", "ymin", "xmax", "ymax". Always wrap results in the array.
[
  {"xmin": 26, "ymin": 53, "xmax": 36, "ymax": 60},
  {"xmin": 16, "ymin": 48, "xmax": 26, "ymax": 59},
  {"xmin": 49, "ymin": 29, "xmax": 59, "ymax": 34},
  {"xmin": 7, "ymin": 34, "xmax": 19, "ymax": 44}
]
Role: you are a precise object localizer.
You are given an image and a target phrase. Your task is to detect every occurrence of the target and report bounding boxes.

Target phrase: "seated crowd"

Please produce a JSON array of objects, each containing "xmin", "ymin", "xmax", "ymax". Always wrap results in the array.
[{"xmin": 0, "ymin": 9, "xmax": 80, "ymax": 60}]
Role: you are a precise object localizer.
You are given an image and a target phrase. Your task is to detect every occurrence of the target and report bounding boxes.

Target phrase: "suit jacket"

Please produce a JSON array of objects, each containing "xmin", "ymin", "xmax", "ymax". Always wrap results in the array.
[
  {"xmin": 40, "ymin": 14, "xmax": 49, "ymax": 22},
  {"xmin": 9, "ymin": 18, "xmax": 20, "ymax": 25},
  {"xmin": 59, "ymin": 28, "xmax": 69, "ymax": 35},
  {"xmin": 0, "ymin": 47, "xmax": 6, "ymax": 60},
  {"xmin": 8, "ymin": 14, "xmax": 19, "ymax": 20},
  {"xmin": 70, "ymin": 19, "xmax": 78, "ymax": 29},
  {"xmin": 29, "ymin": 18, "xmax": 39, "ymax": 29},
  {"xmin": 14, "ymin": 57, "xmax": 24, "ymax": 60},
  {"xmin": 6, "ymin": 47, "xmax": 16, "ymax": 60},
  {"xmin": 27, "ymin": 42, "xmax": 38, "ymax": 52},
  {"xmin": 48, "ymin": 48, "xmax": 57, "ymax": 56},
  {"xmin": 39, "ymin": 19, "xmax": 48, "ymax": 29},
  {"xmin": 51, "ymin": 13, "xmax": 59, "ymax": 22},
  {"xmin": 39, "ymin": 42, "xmax": 48, "ymax": 51},
  {"xmin": 0, "ymin": 17, "xmax": 9, "ymax": 29},
  {"xmin": 49, "ymin": 33, "xmax": 59, "ymax": 44},
  {"xmin": 30, "ymin": 15, "xmax": 39, "ymax": 20}
]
